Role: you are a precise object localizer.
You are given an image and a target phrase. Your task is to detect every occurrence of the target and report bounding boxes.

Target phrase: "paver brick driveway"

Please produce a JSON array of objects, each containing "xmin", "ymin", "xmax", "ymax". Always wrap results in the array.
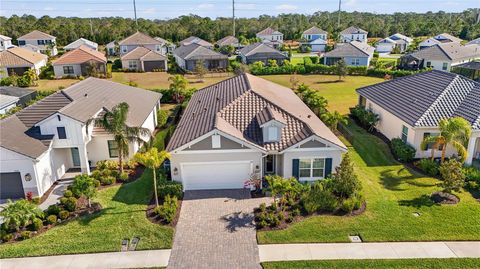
[{"xmin": 167, "ymin": 189, "xmax": 271, "ymax": 269}]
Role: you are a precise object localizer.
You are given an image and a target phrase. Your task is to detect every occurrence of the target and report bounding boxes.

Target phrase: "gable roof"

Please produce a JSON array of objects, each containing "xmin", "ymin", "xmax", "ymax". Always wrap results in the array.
[
  {"xmin": 389, "ymin": 33, "xmax": 413, "ymax": 43},
  {"xmin": 64, "ymin": 38, "xmax": 98, "ymax": 50},
  {"xmin": 467, "ymin": 37, "xmax": 480, "ymax": 46},
  {"xmin": 179, "ymin": 36, "xmax": 213, "ymax": 48},
  {"xmin": 167, "ymin": 73, "xmax": 346, "ymax": 152},
  {"xmin": 0, "ymin": 34, "xmax": 12, "ymax": 41},
  {"xmin": 0, "ymin": 94, "xmax": 19, "ymax": 108},
  {"xmin": 53, "ymin": 45, "xmax": 106, "ymax": 65},
  {"xmin": 18, "ymin": 30, "xmax": 55, "ymax": 40},
  {"xmin": 0, "ymin": 86, "xmax": 36, "ymax": 98},
  {"xmin": 357, "ymin": 70, "xmax": 480, "ymax": 130},
  {"xmin": 154, "ymin": 37, "xmax": 173, "ymax": 46},
  {"xmin": 325, "ymin": 41, "xmax": 374, "ymax": 58},
  {"xmin": 340, "ymin": 26, "xmax": 368, "ymax": 35},
  {"xmin": 120, "ymin": 46, "xmax": 166, "ymax": 61},
  {"xmin": 435, "ymin": 33, "xmax": 462, "ymax": 43},
  {"xmin": 0, "ymin": 47, "xmax": 47, "ymax": 67},
  {"xmin": 119, "ymin": 32, "xmax": 162, "ymax": 46},
  {"xmin": 216, "ymin": 36, "xmax": 239, "ymax": 47},
  {"xmin": 239, "ymin": 42, "xmax": 287, "ymax": 57},
  {"xmin": 409, "ymin": 43, "xmax": 479, "ymax": 62},
  {"xmin": 257, "ymin": 27, "xmax": 283, "ymax": 36},
  {"xmin": 174, "ymin": 43, "xmax": 227, "ymax": 60},
  {"xmin": 303, "ymin": 26, "xmax": 327, "ymax": 35}
]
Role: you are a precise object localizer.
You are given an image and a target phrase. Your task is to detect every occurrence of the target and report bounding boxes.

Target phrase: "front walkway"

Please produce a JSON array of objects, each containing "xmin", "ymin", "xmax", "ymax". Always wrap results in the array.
[
  {"xmin": 0, "ymin": 249, "xmax": 171, "ymax": 269},
  {"xmin": 167, "ymin": 189, "xmax": 271, "ymax": 269},
  {"xmin": 259, "ymin": 242, "xmax": 480, "ymax": 262}
]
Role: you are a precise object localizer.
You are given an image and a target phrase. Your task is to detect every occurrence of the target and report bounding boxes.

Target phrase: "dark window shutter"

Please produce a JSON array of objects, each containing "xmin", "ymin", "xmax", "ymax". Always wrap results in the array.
[
  {"xmin": 325, "ymin": 158, "xmax": 333, "ymax": 178},
  {"xmin": 292, "ymin": 159, "xmax": 299, "ymax": 179}
]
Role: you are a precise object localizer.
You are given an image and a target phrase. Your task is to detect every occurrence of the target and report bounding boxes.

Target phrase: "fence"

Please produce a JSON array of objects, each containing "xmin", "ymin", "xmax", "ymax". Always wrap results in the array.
[{"xmin": 338, "ymin": 122, "xmax": 354, "ymax": 144}]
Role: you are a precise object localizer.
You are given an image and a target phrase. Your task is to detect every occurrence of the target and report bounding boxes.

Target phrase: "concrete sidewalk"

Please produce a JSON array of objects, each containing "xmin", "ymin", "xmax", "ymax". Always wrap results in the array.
[
  {"xmin": 259, "ymin": 242, "xmax": 480, "ymax": 262},
  {"xmin": 0, "ymin": 249, "xmax": 171, "ymax": 269}
]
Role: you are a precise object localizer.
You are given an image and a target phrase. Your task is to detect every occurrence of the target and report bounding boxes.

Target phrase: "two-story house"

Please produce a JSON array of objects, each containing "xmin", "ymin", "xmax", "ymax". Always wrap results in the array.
[
  {"xmin": 0, "ymin": 35, "xmax": 14, "ymax": 51},
  {"xmin": 256, "ymin": 27, "xmax": 284, "ymax": 49},
  {"xmin": 0, "ymin": 78, "xmax": 161, "ymax": 199},
  {"xmin": 301, "ymin": 27, "xmax": 328, "ymax": 52},
  {"xmin": 17, "ymin": 30, "xmax": 58, "ymax": 56},
  {"xmin": 340, "ymin": 26, "xmax": 368, "ymax": 43},
  {"xmin": 118, "ymin": 31, "xmax": 164, "ymax": 55},
  {"xmin": 419, "ymin": 33, "xmax": 462, "ymax": 50}
]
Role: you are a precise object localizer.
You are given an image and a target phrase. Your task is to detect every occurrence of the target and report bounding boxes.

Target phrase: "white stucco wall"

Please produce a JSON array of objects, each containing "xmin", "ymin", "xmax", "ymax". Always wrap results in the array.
[
  {"xmin": 0, "ymin": 147, "xmax": 38, "ymax": 196},
  {"xmin": 38, "ymin": 113, "xmax": 85, "ymax": 148},
  {"xmin": 341, "ymin": 33, "xmax": 367, "ymax": 43},
  {"xmin": 53, "ymin": 64, "xmax": 82, "ymax": 78},
  {"xmin": 282, "ymin": 148, "xmax": 343, "ymax": 180}
]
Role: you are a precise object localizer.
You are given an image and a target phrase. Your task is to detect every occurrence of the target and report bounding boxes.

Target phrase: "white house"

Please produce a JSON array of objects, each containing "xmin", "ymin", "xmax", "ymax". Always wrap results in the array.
[
  {"xmin": 419, "ymin": 33, "xmax": 462, "ymax": 50},
  {"xmin": 17, "ymin": 30, "xmax": 58, "ymax": 56},
  {"xmin": 118, "ymin": 32, "xmax": 164, "ymax": 56},
  {"xmin": 0, "ymin": 35, "xmax": 14, "ymax": 51},
  {"xmin": 340, "ymin": 26, "xmax": 368, "ymax": 43},
  {"xmin": 0, "ymin": 47, "xmax": 48, "ymax": 78},
  {"xmin": 375, "ymin": 33, "xmax": 412, "ymax": 54},
  {"xmin": 52, "ymin": 45, "xmax": 107, "ymax": 78},
  {"xmin": 0, "ymin": 78, "xmax": 161, "ymax": 199},
  {"xmin": 356, "ymin": 70, "xmax": 480, "ymax": 165},
  {"xmin": 256, "ymin": 27, "xmax": 284, "ymax": 49},
  {"xmin": 301, "ymin": 27, "xmax": 328, "ymax": 52},
  {"xmin": 166, "ymin": 74, "xmax": 347, "ymax": 190},
  {"xmin": 324, "ymin": 41, "xmax": 375, "ymax": 66},
  {"xmin": 0, "ymin": 94, "xmax": 19, "ymax": 114},
  {"xmin": 106, "ymin": 41, "xmax": 117, "ymax": 56},
  {"xmin": 154, "ymin": 37, "xmax": 177, "ymax": 54},
  {"xmin": 64, "ymin": 38, "xmax": 98, "ymax": 51}
]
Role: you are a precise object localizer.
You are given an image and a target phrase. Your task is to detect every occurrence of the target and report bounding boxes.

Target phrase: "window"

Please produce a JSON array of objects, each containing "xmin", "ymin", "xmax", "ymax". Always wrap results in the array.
[
  {"xmin": 128, "ymin": 61, "xmax": 138, "ymax": 69},
  {"xmin": 351, "ymin": 58, "xmax": 360, "ymax": 65},
  {"xmin": 423, "ymin": 132, "xmax": 443, "ymax": 150},
  {"xmin": 57, "ymin": 127, "xmax": 67, "ymax": 139},
  {"xmin": 108, "ymin": 140, "xmax": 119, "ymax": 158},
  {"xmin": 401, "ymin": 125, "xmax": 408, "ymax": 143},
  {"xmin": 299, "ymin": 158, "xmax": 325, "ymax": 179},
  {"xmin": 265, "ymin": 155, "xmax": 275, "ymax": 174},
  {"xmin": 442, "ymin": 62, "xmax": 448, "ymax": 70},
  {"xmin": 426, "ymin": 61, "xmax": 432, "ymax": 67},
  {"xmin": 155, "ymin": 45, "xmax": 161, "ymax": 52},
  {"xmin": 37, "ymin": 40, "xmax": 45, "ymax": 45},
  {"xmin": 18, "ymin": 40, "xmax": 26, "ymax": 46},
  {"xmin": 211, "ymin": 134, "xmax": 221, "ymax": 149},
  {"xmin": 63, "ymin": 66, "xmax": 74, "ymax": 74},
  {"xmin": 121, "ymin": 46, "xmax": 127, "ymax": 53},
  {"xmin": 359, "ymin": 96, "xmax": 367, "ymax": 107},
  {"xmin": 268, "ymin": 126, "xmax": 278, "ymax": 141}
]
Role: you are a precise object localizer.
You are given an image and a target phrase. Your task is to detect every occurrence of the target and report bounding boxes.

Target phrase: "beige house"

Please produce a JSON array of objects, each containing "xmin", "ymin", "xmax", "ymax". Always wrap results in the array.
[
  {"xmin": 118, "ymin": 32, "xmax": 164, "ymax": 55},
  {"xmin": 0, "ymin": 47, "xmax": 48, "ymax": 78},
  {"xmin": 52, "ymin": 45, "xmax": 107, "ymax": 78},
  {"xmin": 120, "ymin": 47, "xmax": 168, "ymax": 72},
  {"xmin": 356, "ymin": 70, "xmax": 480, "ymax": 165},
  {"xmin": 18, "ymin": 30, "xmax": 58, "ymax": 56}
]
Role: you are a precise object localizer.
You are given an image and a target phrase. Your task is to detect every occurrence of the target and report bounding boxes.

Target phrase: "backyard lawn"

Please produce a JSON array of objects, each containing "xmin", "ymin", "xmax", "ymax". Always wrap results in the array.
[
  {"xmin": 0, "ymin": 169, "xmax": 174, "ymax": 258},
  {"xmin": 33, "ymin": 78, "xmax": 80, "ymax": 91},
  {"xmin": 261, "ymin": 74, "xmax": 383, "ymax": 114},
  {"xmin": 262, "ymin": 258, "xmax": 480, "ymax": 269},
  {"xmin": 257, "ymin": 120, "xmax": 480, "ymax": 244}
]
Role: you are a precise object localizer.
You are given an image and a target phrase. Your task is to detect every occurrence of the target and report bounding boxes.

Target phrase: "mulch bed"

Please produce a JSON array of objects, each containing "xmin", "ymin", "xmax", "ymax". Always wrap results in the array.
[
  {"xmin": 431, "ymin": 191, "xmax": 460, "ymax": 204},
  {"xmin": 145, "ymin": 196, "xmax": 182, "ymax": 227}
]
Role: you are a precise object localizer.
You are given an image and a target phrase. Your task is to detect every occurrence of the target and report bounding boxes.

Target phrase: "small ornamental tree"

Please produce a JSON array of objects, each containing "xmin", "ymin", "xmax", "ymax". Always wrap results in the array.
[
  {"xmin": 194, "ymin": 60, "xmax": 207, "ymax": 79},
  {"xmin": 321, "ymin": 111, "xmax": 348, "ymax": 131},
  {"xmin": 71, "ymin": 174, "xmax": 97, "ymax": 207},
  {"xmin": 168, "ymin": 75, "xmax": 188, "ymax": 104},
  {"xmin": 335, "ymin": 59, "xmax": 348, "ymax": 81},
  {"xmin": 330, "ymin": 153, "xmax": 362, "ymax": 200},
  {"xmin": 439, "ymin": 159, "xmax": 465, "ymax": 193}
]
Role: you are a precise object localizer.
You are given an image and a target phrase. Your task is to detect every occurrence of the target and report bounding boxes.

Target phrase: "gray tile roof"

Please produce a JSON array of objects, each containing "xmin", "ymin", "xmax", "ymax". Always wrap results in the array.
[
  {"xmin": 179, "ymin": 36, "xmax": 213, "ymax": 48},
  {"xmin": 325, "ymin": 41, "xmax": 374, "ymax": 58},
  {"xmin": 16, "ymin": 91, "xmax": 72, "ymax": 128},
  {"xmin": 239, "ymin": 42, "xmax": 287, "ymax": 57},
  {"xmin": 119, "ymin": 32, "xmax": 162, "ymax": 46},
  {"xmin": 467, "ymin": 37, "xmax": 480, "ymax": 46},
  {"xmin": 216, "ymin": 36, "xmax": 239, "ymax": 47},
  {"xmin": 340, "ymin": 26, "xmax": 368, "ymax": 35},
  {"xmin": 408, "ymin": 43, "xmax": 480, "ymax": 62},
  {"xmin": 357, "ymin": 70, "xmax": 480, "ymax": 129},
  {"xmin": 121, "ymin": 46, "xmax": 167, "ymax": 61},
  {"xmin": 167, "ymin": 74, "xmax": 346, "ymax": 152},
  {"xmin": 303, "ymin": 26, "xmax": 327, "ymax": 35},
  {"xmin": 454, "ymin": 61, "xmax": 480, "ymax": 70},
  {"xmin": 174, "ymin": 44, "xmax": 227, "ymax": 60},
  {"xmin": 0, "ymin": 86, "xmax": 35, "ymax": 98}
]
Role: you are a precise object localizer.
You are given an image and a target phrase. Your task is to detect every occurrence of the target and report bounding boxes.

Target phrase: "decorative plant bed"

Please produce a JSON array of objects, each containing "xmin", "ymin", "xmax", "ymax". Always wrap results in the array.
[
  {"xmin": 431, "ymin": 191, "xmax": 460, "ymax": 205},
  {"xmin": 146, "ymin": 197, "xmax": 182, "ymax": 227}
]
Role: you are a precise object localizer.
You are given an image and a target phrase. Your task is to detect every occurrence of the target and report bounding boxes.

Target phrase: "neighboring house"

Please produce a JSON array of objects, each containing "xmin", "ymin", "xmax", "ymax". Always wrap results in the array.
[
  {"xmin": 451, "ymin": 61, "xmax": 480, "ymax": 81},
  {"xmin": 301, "ymin": 27, "xmax": 328, "ymax": 52},
  {"xmin": 173, "ymin": 44, "xmax": 228, "ymax": 72},
  {"xmin": 106, "ymin": 41, "xmax": 117, "ymax": 56},
  {"xmin": 17, "ymin": 30, "xmax": 58, "ymax": 56},
  {"xmin": 166, "ymin": 73, "xmax": 347, "ymax": 190},
  {"xmin": 0, "ymin": 47, "xmax": 48, "ymax": 78},
  {"xmin": 21, "ymin": 44, "xmax": 42, "ymax": 53},
  {"xmin": 154, "ymin": 37, "xmax": 176, "ymax": 54},
  {"xmin": 120, "ymin": 47, "xmax": 168, "ymax": 72},
  {"xmin": 375, "ymin": 33, "xmax": 412, "ymax": 54},
  {"xmin": 0, "ymin": 78, "xmax": 161, "ymax": 199},
  {"xmin": 467, "ymin": 37, "xmax": 480, "ymax": 47},
  {"xmin": 0, "ymin": 35, "xmax": 14, "ymax": 51},
  {"xmin": 323, "ymin": 41, "xmax": 375, "ymax": 66},
  {"xmin": 216, "ymin": 36, "xmax": 240, "ymax": 48},
  {"xmin": 0, "ymin": 86, "xmax": 37, "ymax": 107},
  {"xmin": 179, "ymin": 36, "xmax": 214, "ymax": 49},
  {"xmin": 64, "ymin": 38, "xmax": 98, "ymax": 51},
  {"xmin": 419, "ymin": 33, "xmax": 463, "ymax": 49},
  {"xmin": 118, "ymin": 31, "xmax": 164, "ymax": 55},
  {"xmin": 399, "ymin": 43, "xmax": 480, "ymax": 71},
  {"xmin": 256, "ymin": 27, "xmax": 284, "ymax": 49},
  {"xmin": 340, "ymin": 26, "xmax": 368, "ymax": 43},
  {"xmin": 0, "ymin": 95, "xmax": 19, "ymax": 114},
  {"xmin": 52, "ymin": 45, "xmax": 107, "ymax": 78},
  {"xmin": 356, "ymin": 70, "xmax": 480, "ymax": 165},
  {"xmin": 238, "ymin": 43, "xmax": 288, "ymax": 65}
]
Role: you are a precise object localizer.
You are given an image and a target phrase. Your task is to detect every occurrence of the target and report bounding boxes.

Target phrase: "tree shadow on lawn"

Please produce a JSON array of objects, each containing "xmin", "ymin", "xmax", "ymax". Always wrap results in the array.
[
  {"xmin": 380, "ymin": 168, "xmax": 437, "ymax": 191},
  {"xmin": 313, "ymin": 80, "xmax": 343, "ymax": 84},
  {"xmin": 398, "ymin": 194, "xmax": 439, "ymax": 209},
  {"xmin": 111, "ymin": 170, "xmax": 153, "ymax": 206}
]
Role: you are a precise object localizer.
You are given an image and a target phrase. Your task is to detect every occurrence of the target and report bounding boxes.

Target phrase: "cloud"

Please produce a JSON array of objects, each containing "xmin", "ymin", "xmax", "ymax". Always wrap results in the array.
[
  {"xmin": 197, "ymin": 3, "xmax": 214, "ymax": 9},
  {"xmin": 43, "ymin": 6, "xmax": 54, "ymax": 11},
  {"xmin": 275, "ymin": 4, "xmax": 298, "ymax": 11}
]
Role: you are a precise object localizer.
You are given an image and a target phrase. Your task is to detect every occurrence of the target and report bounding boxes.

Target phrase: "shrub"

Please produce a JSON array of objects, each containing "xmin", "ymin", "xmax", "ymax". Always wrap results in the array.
[
  {"xmin": 100, "ymin": 176, "xmax": 116, "ymax": 185},
  {"xmin": 391, "ymin": 138, "xmax": 416, "ymax": 162},
  {"xmin": 0, "ymin": 199, "xmax": 43, "ymax": 231},
  {"xmin": 302, "ymin": 181, "xmax": 338, "ymax": 214},
  {"xmin": 47, "ymin": 205, "xmax": 61, "ymax": 216},
  {"xmin": 31, "ymin": 217, "xmax": 43, "ymax": 231},
  {"xmin": 416, "ymin": 159, "xmax": 440, "ymax": 176},
  {"xmin": 464, "ymin": 166, "xmax": 480, "ymax": 183},
  {"xmin": 59, "ymin": 197, "xmax": 68, "ymax": 205},
  {"xmin": 439, "ymin": 160, "xmax": 465, "ymax": 193},
  {"xmin": 330, "ymin": 153, "xmax": 362, "ymax": 199},
  {"xmin": 32, "ymin": 197, "xmax": 40, "ymax": 204},
  {"xmin": 291, "ymin": 208, "xmax": 301, "ymax": 217},
  {"xmin": 340, "ymin": 197, "xmax": 356, "ymax": 213},
  {"xmin": 258, "ymin": 203, "xmax": 267, "ymax": 213},
  {"xmin": 63, "ymin": 190, "xmax": 73, "ymax": 198},
  {"xmin": 277, "ymin": 212, "xmax": 285, "ymax": 221},
  {"xmin": 157, "ymin": 109, "xmax": 169, "ymax": 127},
  {"xmin": 269, "ymin": 215, "xmax": 280, "ymax": 227},
  {"xmin": 46, "ymin": 215, "xmax": 57, "ymax": 224},
  {"xmin": 2, "ymin": 233, "xmax": 14, "ymax": 242},
  {"xmin": 62, "ymin": 197, "xmax": 77, "ymax": 212},
  {"xmin": 58, "ymin": 210, "xmax": 69, "ymax": 220},
  {"xmin": 126, "ymin": 160, "xmax": 138, "ymax": 169},
  {"xmin": 118, "ymin": 172, "xmax": 129, "ymax": 182},
  {"xmin": 156, "ymin": 195, "xmax": 178, "ymax": 224},
  {"xmin": 286, "ymin": 215, "xmax": 294, "ymax": 223},
  {"xmin": 93, "ymin": 179, "xmax": 101, "ymax": 187},
  {"xmin": 157, "ymin": 181, "xmax": 183, "ymax": 199},
  {"xmin": 349, "ymin": 105, "xmax": 379, "ymax": 132},
  {"xmin": 20, "ymin": 231, "xmax": 32, "ymax": 240},
  {"xmin": 257, "ymin": 219, "xmax": 268, "ymax": 228}
]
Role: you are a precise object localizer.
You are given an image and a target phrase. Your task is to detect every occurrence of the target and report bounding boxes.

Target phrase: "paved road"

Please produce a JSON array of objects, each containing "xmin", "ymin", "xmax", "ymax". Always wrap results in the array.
[{"xmin": 167, "ymin": 189, "xmax": 271, "ymax": 269}]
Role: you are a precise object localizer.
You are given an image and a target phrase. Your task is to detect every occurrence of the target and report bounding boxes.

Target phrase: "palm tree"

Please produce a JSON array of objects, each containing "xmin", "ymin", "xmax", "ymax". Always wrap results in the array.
[
  {"xmin": 95, "ymin": 102, "xmax": 151, "ymax": 173},
  {"xmin": 134, "ymin": 148, "xmax": 170, "ymax": 207},
  {"xmin": 321, "ymin": 111, "xmax": 348, "ymax": 131},
  {"xmin": 421, "ymin": 117, "xmax": 472, "ymax": 163},
  {"xmin": 168, "ymin": 75, "xmax": 188, "ymax": 104}
]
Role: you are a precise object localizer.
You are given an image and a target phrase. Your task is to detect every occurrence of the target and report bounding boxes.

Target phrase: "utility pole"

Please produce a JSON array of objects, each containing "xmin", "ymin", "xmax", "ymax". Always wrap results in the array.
[
  {"xmin": 337, "ymin": 0, "xmax": 341, "ymax": 29},
  {"xmin": 89, "ymin": 19, "xmax": 94, "ymax": 41},
  {"xmin": 232, "ymin": 0, "xmax": 236, "ymax": 37},
  {"xmin": 133, "ymin": 0, "xmax": 138, "ymax": 30}
]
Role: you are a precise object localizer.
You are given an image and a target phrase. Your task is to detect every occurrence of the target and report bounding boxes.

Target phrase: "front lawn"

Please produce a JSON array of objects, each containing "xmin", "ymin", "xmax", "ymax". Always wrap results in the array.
[
  {"xmin": 257, "ymin": 121, "xmax": 480, "ymax": 244},
  {"xmin": 260, "ymin": 75, "xmax": 383, "ymax": 114},
  {"xmin": 0, "ymin": 169, "xmax": 174, "ymax": 258},
  {"xmin": 262, "ymin": 258, "xmax": 480, "ymax": 269}
]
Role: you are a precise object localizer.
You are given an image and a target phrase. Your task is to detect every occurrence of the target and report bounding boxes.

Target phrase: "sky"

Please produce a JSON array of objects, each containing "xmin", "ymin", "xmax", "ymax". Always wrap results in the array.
[{"xmin": 0, "ymin": 0, "xmax": 478, "ymax": 19}]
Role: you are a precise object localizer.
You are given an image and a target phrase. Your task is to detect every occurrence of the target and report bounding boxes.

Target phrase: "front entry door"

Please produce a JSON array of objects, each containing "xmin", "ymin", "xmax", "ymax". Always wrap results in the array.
[
  {"xmin": 71, "ymin": 147, "xmax": 81, "ymax": 167},
  {"xmin": 264, "ymin": 155, "xmax": 276, "ymax": 176}
]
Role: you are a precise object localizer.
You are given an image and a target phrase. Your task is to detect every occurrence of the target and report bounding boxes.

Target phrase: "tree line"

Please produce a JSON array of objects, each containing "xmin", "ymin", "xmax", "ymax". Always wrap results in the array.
[{"xmin": 0, "ymin": 9, "xmax": 479, "ymax": 46}]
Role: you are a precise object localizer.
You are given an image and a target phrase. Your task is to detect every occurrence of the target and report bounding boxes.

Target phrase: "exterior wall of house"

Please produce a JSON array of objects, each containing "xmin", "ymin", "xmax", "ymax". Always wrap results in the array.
[
  {"xmin": 243, "ymin": 53, "xmax": 288, "ymax": 65},
  {"xmin": 18, "ymin": 38, "xmax": 57, "ymax": 56},
  {"xmin": 174, "ymin": 55, "xmax": 187, "ymax": 70},
  {"xmin": 119, "ymin": 44, "xmax": 160, "ymax": 55},
  {"xmin": 341, "ymin": 33, "xmax": 367, "ymax": 43},
  {"xmin": 0, "ymin": 40, "xmax": 13, "ymax": 51},
  {"xmin": 0, "ymin": 147, "xmax": 38, "ymax": 196},
  {"xmin": 257, "ymin": 34, "xmax": 283, "ymax": 42},
  {"xmin": 324, "ymin": 56, "xmax": 370, "ymax": 66},
  {"xmin": 121, "ymin": 59, "xmax": 142, "ymax": 71},
  {"xmin": 310, "ymin": 44, "xmax": 326, "ymax": 52},
  {"xmin": 282, "ymin": 148, "xmax": 343, "ymax": 180},
  {"xmin": 86, "ymin": 134, "xmax": 118, "ymax": 164},
  {"xmin": 376, "ymin": 43, "xmax": 395, "ymax": 53},
  {"xmin": 303, "ymin": 34, "xmax": 327, "ymax": 41},
  {"xmin": 38, "ymin": 114, "xmax": 86, "ymax": 149},
  {"xmin": 184, "ymin": 59, "xmax": 228, "ymax": 71},
  {"xmin": 53, "ymin": 64, "xmax": 82, "ymax": 77}
]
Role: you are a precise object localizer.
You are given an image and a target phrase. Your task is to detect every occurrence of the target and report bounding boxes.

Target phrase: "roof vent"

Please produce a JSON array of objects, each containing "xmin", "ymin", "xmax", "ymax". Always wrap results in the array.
[
  {"xmin": 198, "ymin": 99, "xmax": 201, "ymax": 103},
  {"xmin": 204, "ymin": 107, "xmax": 207, "ymax": 112},
  {"xmin": 84, "ymin": 93, "xmax": 88, "ymax": 98},
  {"xmin": 192, "ymin": 112, "xmax": 195, "ymax": 118},
  {"xmin": 216, "ymin": 97, "xmax": 220, "ymax": 101},
  {"xmin": 307, "ymin": 115, "xmax": 311, "ymax": 118}
]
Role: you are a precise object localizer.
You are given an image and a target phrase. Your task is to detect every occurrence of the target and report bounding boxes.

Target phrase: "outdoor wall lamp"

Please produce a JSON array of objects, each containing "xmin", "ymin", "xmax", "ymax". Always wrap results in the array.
[
  {"xmin": 24, "ymin": 173, "xmax": 32, "ymax": 181},
  {"xmin": 173, "ymin": 167, "xmax": 178, "ymax": 175}
]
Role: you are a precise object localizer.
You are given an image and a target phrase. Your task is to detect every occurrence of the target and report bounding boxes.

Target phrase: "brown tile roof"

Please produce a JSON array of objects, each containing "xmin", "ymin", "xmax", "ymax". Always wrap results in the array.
[
  {"xmin": 257, "ymin": 106, "xmax": 287, "ymax": 126},
  {"xmin": 121, "ymin": 46, "xmax": 166, "ymax": 61},
  {"xmin": 0, "ymin": 47, "xmax": 47, "ymax": 67},
  {"xmin": 167, "ymin": 74, "xmax": 346, "ymax": 152},
  {"xmin": 119, "ymin": 32, "xmax": 162, "ymax": 46},
  {"xmin": 18, "ymin": 30, "xmax": 55, "ymax": 40},
  {"xmin": 53, "ymin": 45, "xmax": 106, "ymax": 65},
  {"xmin": 257, "ymin": 27, "xmax": 282, "ymax": 36}
]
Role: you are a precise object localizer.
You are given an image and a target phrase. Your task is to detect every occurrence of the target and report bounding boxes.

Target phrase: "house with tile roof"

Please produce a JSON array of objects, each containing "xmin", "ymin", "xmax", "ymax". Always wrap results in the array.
[
  {"xmin": 179, "ymin": 36, "xmax": 214, "ymax": 49},
  {"xmin": 166, "ymin": 73, "xmax": 347, "ymax": 190},
  {"xmin": 154, "ymin": 37, "xmax": 176, "ymax": 54},
  {"xmin": 0, "ymin": 78, "xmax": 161, "ymax": 199},
  {"xmin": 120, "ymin": 46, "xmax": 168, "ymax": 72},
  {"xmin": 399, "ymin": 43, "xmax": 480, "ymax": 71},
  {"xmin": 301, "ymin": 27, "xmax": 328, "ymax": 52},
  {"xmin": 216, "ymin": 36, "xmax": 240, "ymax": 48},
  {"xmin": 419, "ymin": 33, "xmax": 463, "ymax": 50},
  {"xmin": 64, "ymin": 38, "xmax": 98, "ymax": 51},
  {"xmin": 323, "ymin": 41, "xmax": 375, "ymax": 66},
  {"xmin": 0, "ymin": 47, "xmax": 48, "ymax": 78},
  {"xmin": 238, "ymin": 43, "xmax": 288, "ymax": 65},
  {"xmin": 118, "ymin": 31, "xmax": 164, "ymax": 55},
  {"xmin": 52, "ymin": 45, "xmax": 107, "ymax": 78},
  {"xmin": 256, "ymin": 27, "xmax": 284, "ymax": 49},
  {"xmin": 173, "ymin": 43, "xmax": 228, "ymax": 72},
  {"xmin": 356, "ymin": 70, "xmax": 480, "ymax": 165},
  {"xmin": 17, "ymin": 30, "xmax": 58, "ymax": 56},
  {"xmin": 340, "ymin": 26, "xmax": 368, "ymax": 43},
  {"xmin": 0, "ymin": 34, "xmax": 14, "ymax": 51}
]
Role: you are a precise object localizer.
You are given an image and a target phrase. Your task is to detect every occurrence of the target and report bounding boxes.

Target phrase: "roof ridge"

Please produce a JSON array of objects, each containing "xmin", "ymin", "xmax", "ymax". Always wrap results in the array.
[
  {"xmin": 350, "ymin": 41, "xmax": 371, "ymax": 56},
  {"xmin": 436, "ymin": 44, "xmax": 454, "ymax": 60}
]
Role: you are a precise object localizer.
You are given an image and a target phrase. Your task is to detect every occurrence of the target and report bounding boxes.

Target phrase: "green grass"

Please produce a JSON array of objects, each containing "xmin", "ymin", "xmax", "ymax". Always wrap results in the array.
[
  {"xmin": 257, "ymin": 121, "xmax": 480, "ymax": 244},
  {"xmin": 262, "ymin": 259, "xmax": 480, "ymax": 269},
  {"xmin": 0, "ymin": 170, "xmax": 174, "ymax": 258},
  {"xmin": 260, "ymin": 75, "xmax": 383, "ymax": 114}
]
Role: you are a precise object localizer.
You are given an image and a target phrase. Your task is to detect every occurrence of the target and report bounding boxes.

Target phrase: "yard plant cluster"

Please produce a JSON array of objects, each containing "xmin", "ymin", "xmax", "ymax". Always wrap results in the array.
[{"xmin": 91, "ymin": 160, "xmax": 138, "ymax": 186}]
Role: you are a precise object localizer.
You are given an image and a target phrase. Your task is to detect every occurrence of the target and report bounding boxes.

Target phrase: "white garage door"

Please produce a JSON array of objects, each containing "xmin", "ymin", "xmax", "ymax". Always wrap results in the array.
[{"xmin": 181, "ymin": 161, "xmax": 252, "ymax": 190}]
